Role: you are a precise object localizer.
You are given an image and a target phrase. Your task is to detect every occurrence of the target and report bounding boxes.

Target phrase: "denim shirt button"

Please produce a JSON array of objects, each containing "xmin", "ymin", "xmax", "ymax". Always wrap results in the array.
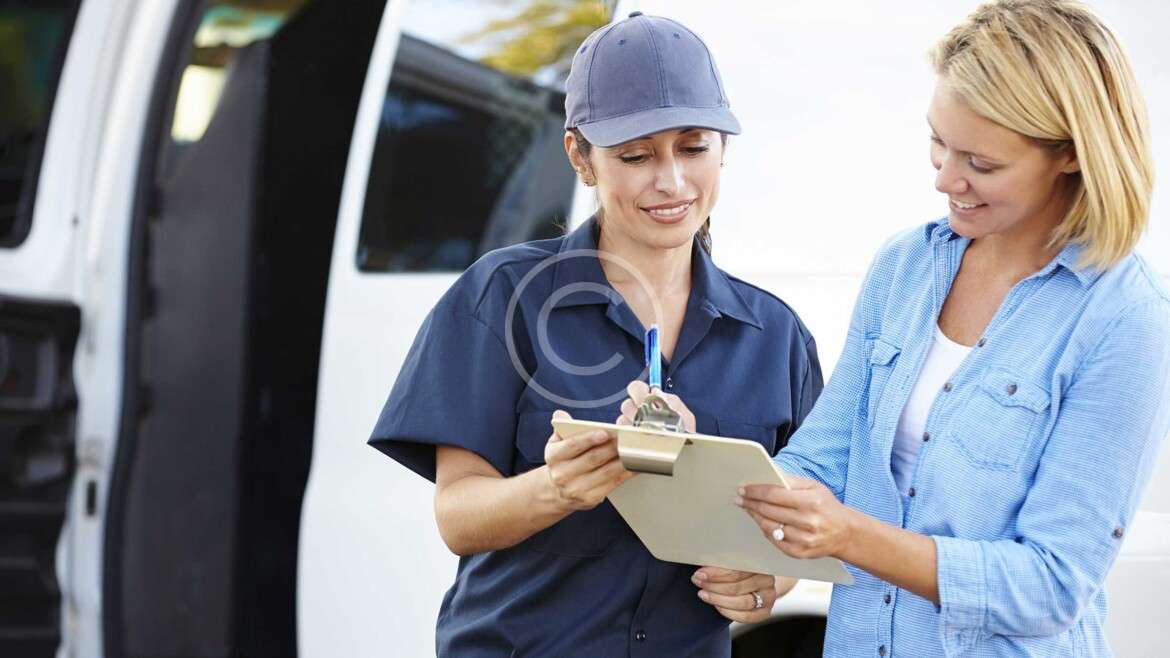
[
  {"xmin": 943, "ymin": 382, "xmax": 953, "ymax": 393},
  {"xmin": 922, "ymin": 432, "xmax": 931, "ymax": 442},
  {"xmin": 977, "ymin": 337, "xmax": 987, "ymax": 347},
  {"xmin": 1113, "ymin": 527, "xmax": 1125, "ymax": 539},
  {"xmin": 1007, "ymin": 383, "xmax": 1018, "ymax": 395}
]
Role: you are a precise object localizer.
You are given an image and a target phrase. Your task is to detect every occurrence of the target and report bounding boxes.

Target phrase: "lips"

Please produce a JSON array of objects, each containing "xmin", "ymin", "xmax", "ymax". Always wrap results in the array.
[
  {"xmin": 641, "ymin": 200, "xmax": 694, "ymax": 224},
  {"xmin": 950, "ymin": 198, "xmax": 986, "ymax": 212}
]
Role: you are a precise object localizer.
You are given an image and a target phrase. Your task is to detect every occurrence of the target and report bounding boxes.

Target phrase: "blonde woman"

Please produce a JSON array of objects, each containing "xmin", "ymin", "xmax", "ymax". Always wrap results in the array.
[{"xmin": 621, "ymin": 1, "xmax": 1170, "ymax": 654}]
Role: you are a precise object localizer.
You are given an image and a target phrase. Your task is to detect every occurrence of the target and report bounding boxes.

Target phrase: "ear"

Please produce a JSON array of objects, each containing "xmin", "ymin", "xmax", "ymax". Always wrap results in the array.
[
  {"xmin": 1056, "ymin": 145, "xmax": 1080, "ymax": 175},
  {"xmin": 564, "ymin": 131, "xmax": 595, "ymax": 185}
]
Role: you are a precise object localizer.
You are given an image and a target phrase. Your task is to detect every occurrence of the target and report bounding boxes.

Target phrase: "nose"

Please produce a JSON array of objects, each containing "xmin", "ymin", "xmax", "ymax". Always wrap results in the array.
[
  {"xmin": 934, "ymin": 152, "xmax": 969, "ymax": 196},
  {"xmin": 654, "ymin": 153, "xmax": 685, "ymax": 196}
]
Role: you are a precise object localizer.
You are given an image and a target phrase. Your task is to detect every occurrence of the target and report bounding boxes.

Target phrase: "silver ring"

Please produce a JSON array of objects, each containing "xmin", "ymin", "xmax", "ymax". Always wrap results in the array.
[
  {"xmin": 752, "ymin": 591, "xmax": 765, "ymax": 609},
  {"xmin": 772, "ymin": 525, "xmax": 785, "ymax": 542}
]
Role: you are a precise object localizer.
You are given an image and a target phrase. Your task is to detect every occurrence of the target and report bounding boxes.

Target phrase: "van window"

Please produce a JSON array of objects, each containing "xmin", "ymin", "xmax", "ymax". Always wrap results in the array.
[
  {"xmin": 164, "ymin": 0, "xmax": 309, "ymax": 159},
  {"xmin": 355, "ymin": 0, "xmax": 610, "ymax": 273},
  {"xmin": 0, "ymin": 0, "xmax": 82, "ymax": 248}
]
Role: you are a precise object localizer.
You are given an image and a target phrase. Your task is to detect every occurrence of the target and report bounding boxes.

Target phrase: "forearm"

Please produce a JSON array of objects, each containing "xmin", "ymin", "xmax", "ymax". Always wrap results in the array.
[
  {"xmin": 839, "ymin": 508, "xmax": 939, "ymax": 605},
  {"xmin": 434, "ymin": 466, "xmax": 569, "ymax": 555}
]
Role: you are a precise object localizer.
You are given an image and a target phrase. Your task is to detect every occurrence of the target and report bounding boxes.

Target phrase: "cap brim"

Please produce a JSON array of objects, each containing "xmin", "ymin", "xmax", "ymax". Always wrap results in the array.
[{"xmin": 575, "ymin": 106, "xmax": 742, "ymax": 148}]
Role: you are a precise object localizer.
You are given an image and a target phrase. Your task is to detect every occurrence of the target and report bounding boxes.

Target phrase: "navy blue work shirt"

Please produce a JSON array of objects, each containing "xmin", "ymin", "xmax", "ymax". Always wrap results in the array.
[{"xmin": 370, "ymin": 216, "xmax": 823, "ymax": 657}]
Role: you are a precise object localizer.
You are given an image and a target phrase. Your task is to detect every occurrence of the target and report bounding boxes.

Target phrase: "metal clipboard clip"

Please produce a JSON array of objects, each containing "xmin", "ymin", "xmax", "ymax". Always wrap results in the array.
[{"xmin": 619, "ymin": 325, "xmax": 689, "ymax": 476}]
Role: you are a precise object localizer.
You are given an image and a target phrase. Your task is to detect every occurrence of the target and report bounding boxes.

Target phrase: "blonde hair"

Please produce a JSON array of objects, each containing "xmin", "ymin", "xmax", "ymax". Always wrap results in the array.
[{"xmin": 930, "ymin": 0, "xmax": 1153, "ymax": 269}]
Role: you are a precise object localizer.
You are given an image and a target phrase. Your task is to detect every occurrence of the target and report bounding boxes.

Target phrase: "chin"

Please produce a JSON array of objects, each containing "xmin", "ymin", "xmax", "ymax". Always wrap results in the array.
[
  {"xmin": 642, "ymin": 221, "xmax": 701, "ymax": 249},
  {"xmin": 947, "ymin": 211, "xmax": 993, "ymax": 240}
]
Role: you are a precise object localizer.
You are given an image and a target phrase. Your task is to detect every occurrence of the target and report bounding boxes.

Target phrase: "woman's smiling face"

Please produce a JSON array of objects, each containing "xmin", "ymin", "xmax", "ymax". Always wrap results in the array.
[
  {"xmin": 928, "ymin": 82, "xmax": 1079, "ymax": 241},
  {"xmin": 568, "ymin": 127, "xmax": 724, "ymax": 251}
]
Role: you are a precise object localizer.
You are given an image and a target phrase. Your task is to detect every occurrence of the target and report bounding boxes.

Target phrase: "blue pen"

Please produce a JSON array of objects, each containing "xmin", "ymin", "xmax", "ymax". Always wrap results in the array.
[{"xmin": 644, "ymin": 324, "xmax": 662, "ymax": 391}]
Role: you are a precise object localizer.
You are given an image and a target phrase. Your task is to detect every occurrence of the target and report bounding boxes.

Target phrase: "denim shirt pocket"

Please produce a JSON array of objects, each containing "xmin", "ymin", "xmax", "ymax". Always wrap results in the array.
[
  {"xmin": 514, "ymin": 409, "xmax": 624, "ymax": 557},
  {"xmin": 866, "ymin": 337, "xmax": 902, "ymax": 428},
  {"xmin": 716, "ymin": 418, "xmax": 778, "ymax": 455},
  {"xmin": 953, "ymin": 369, "xmax": 1051, "ymax": 471}
]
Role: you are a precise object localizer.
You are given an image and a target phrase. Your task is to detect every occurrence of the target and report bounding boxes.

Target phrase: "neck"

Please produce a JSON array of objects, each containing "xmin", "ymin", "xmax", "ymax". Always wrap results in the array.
[
  {"xmin": 969, "ymin": 188, "xmax": 1072, "ymax": 278},
  {"xmin": 595, "ymin": 221, "xmax": 694, "ymax": 300}
]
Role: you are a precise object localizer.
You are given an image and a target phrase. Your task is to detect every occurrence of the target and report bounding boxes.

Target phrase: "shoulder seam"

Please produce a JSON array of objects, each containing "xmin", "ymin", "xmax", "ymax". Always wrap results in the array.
[{"xmin": 1071, "ymin": 294, "xmax": 1170, "ymax": 384}]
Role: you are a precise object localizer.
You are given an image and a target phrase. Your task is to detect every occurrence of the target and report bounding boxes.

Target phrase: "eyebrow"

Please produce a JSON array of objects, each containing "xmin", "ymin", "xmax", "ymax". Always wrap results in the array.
[{"xmin": 926, "ymin": 117, "xmax": 1003, "ymax": 163}]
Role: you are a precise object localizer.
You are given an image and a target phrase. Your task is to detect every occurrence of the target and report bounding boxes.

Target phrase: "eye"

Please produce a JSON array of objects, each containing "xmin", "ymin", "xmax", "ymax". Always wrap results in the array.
[
  {"xmin": 968, "ymin": 157, "xmax": 996, "ymax": 174},
  {"xmin": 619, "ymin": 153, "xmax": 648, "ymax": 164},
  {"xmin": 682, "ymin": 145, "xmax": 710, "ymax": 155}
]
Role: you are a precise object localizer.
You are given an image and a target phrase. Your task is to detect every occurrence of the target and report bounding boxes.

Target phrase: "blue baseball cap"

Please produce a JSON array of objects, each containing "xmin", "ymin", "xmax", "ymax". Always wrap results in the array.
[{"xmin": 564, "ymin": 11, "xmax": 742, "ymax": 148}]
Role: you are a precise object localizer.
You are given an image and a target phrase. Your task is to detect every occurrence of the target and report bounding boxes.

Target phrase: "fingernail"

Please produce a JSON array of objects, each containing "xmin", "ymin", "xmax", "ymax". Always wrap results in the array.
[
  {"xmin": 733, "ymin": 496, "xmax": 744, "ymax": 507},
  {"xmin": 694, "ymin": 571, "xmax": 708, "ymax": 581},
  {"xmin": 698, "ymin": 591, "xmax": 709, "ymax": 601},
  {"xmin": 737, "ymin": 487, "xmax": 746, "ymax": 496}
]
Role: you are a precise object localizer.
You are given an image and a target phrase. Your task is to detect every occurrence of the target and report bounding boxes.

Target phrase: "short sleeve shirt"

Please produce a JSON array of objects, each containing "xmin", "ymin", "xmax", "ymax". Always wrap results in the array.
[{"xmin": 369, "ymin": 217, "xmax": 823, "ymax": 657}]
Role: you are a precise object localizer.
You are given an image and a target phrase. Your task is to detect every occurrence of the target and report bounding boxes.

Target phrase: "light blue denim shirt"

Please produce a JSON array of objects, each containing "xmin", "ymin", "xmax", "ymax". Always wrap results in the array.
[{"xmin": 774, "ymin": 218, "xmax": 1170, "ymax": 657}]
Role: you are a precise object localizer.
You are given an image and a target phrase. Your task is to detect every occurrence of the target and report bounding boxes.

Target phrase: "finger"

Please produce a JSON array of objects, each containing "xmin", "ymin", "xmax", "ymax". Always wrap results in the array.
[
  {"xmin": 620, "ymin": 398, "xmax": 637, "ymax": 420},
  {"xmin": 573, "ymin": 458, "xmax": 635, "ymax": 500},
  {"xmin": 775, "ymin": 576, "xmax": 798, "ymax": 598},
  {"xmin": 693, "ymin": 566, "xmax": 750, "ymax": 583},
  {"xmin": 698, "ymin": 588, "xmax": 763, "ymax": 612},
  {"xmin": 626, "ymin": 380, "xmax": 649, "ymax": 405},
  {"xmin": 615, "ymin": 414, "xmax": 632, "ymax": 426},
  {"xmin": 553, "ymin": 440, "xmax": 621, "ymax": 480},
  {"xmin": 659, "ymin": 392, "xmax": 696, "ymax": 431},
  {"xmin": 740, "ymin": 483, "xmax": 804, "ymax": 507},
  {"xmin": 714, "ymin": 606, "xmax": 768, "ymax": 625},
  {"xmin": 746, "ymin": 509, "xmax": 821, "ymax": 559},
  {"xmin": 695, "ymin": 574, "xmax": 775, "ymax": 597},
  {"xmin": 736, "ymin": 496, "xmax": 810, "ymax": 529},
  {"xmin": 548, "ymin": 410, "xmax": 571, "ymax": 442},
  {"xmin": 546, "ymin": 429, "xmax": 611, "ymax": 463}
]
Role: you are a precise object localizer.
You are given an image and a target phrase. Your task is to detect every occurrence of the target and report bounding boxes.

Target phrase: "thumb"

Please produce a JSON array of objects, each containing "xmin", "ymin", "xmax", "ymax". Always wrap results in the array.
[{"xmin": 549, "ymin": 409, "xmax": 571, "ymax": 443}]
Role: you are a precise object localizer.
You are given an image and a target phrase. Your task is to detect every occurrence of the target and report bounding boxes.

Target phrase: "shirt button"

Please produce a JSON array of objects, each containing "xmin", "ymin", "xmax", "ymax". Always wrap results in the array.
[
  {"xmin": 879, "ymin": 646, "xmax": 888, "ymax": 657},
  {"xmin": 665, "ymin": 377, "xmax": 674, "ymax": 390},
  {"xmin": 1113, "ymin": 527, "xmax": 1125, "ymax": 539},
  {"xmin": 922, "ymin": 432, "xmax": 931, "ymax": 442},
  {"xmin": 943, "ymin": 382, "xmax": 953, "ymax": 393},
  {"xmin": 977, "ymin": 337, "xmax": 987, "ymax": 347},
  {"xmin": 1006, "ymin": 383, "xmax": 1018, "ymax": 395},
  {"xmin": 884, "ymin": 593, "xmax": 891, "ymax": 604},
  {"xmin": 634, "ymin": 630, "xmax": 647, "ymax": 642},
  {"xmin": 908, "ymin": 487, "xmax": 917, "ymax": 498}
]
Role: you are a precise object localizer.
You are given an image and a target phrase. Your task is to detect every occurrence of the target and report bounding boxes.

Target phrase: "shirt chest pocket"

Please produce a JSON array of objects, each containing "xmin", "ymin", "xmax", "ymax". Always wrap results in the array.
[
  {"xmin": 716, "ymin": 419, "xmax": 778, "ymax": 455},
  {"xmin": 953, "ymin": 370, "xmax": 1051, "ymax": 471},
  {"xmin": 514, "ymin": 409, "xmax": 625, "ymax": 557},
  {"xmin": 866, "ymin": 338, "xmax": 902, "ymax": 427}
]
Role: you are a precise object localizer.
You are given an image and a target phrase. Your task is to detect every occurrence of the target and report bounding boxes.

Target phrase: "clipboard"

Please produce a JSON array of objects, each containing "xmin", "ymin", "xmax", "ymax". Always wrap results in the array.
[{"xmin": 552, "ymin": 418, "xmax": 854, "ymax": 585}]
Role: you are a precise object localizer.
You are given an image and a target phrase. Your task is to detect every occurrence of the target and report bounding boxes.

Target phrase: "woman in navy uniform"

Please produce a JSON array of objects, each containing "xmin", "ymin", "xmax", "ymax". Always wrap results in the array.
[{"xmin": 370, "ymin": 13, "xmax": 822, "ymax": 657}]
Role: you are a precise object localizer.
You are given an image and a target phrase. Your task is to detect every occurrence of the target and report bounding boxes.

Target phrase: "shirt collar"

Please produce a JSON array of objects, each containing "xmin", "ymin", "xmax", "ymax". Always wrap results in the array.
[
  {"xmin": 927, "ymin": 216, "xmax": 1102, "ymax": 287},
  {"xmin": 550, "ymin": 216, "xmax": 763, "ymax": 329},
  {"xmin": 1044, "ymin": 240, "xmax": 1103, "ymax": 287}
]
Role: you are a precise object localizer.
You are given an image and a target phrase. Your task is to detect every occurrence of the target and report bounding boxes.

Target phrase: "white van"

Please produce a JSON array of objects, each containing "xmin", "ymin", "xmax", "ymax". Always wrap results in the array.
[{"xmin": 2, "ymin": 1, "xmax": 1166, "ymax": 657}]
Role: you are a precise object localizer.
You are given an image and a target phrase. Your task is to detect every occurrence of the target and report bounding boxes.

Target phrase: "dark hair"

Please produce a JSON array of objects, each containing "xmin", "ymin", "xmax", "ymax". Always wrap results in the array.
[{"xmin": 571, "ymin": 128, "xmax": 724, "ymax": 256}]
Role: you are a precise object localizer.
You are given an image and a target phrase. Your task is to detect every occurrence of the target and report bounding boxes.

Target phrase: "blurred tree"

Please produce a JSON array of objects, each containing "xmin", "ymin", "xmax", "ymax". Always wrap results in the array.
[{"xmin": 459, "ymin": 0, "xmax": 609, "ymax": 79}]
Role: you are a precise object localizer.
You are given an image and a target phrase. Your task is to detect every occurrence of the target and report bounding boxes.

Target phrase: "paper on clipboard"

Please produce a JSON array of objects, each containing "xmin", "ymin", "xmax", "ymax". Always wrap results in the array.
[{"xmin": 552, "ymin": 418, "xmax": 854, "ymax": 585}]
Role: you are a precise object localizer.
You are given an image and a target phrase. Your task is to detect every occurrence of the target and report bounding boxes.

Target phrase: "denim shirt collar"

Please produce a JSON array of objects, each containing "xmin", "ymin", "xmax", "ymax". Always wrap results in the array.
[
  {"xmin": 925, "ymin": 216, "xmax": 1103, "ymax": 288},
  {"xmin": 550, "ymin": 216, "xmax": 762, "ymax": 329}
]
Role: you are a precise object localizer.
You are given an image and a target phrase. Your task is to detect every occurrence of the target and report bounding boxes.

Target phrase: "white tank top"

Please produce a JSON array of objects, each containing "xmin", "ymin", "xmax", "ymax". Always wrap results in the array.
[{"xmin": 891, "ymin": 324, "xmax": 973, "ymax": 495}]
